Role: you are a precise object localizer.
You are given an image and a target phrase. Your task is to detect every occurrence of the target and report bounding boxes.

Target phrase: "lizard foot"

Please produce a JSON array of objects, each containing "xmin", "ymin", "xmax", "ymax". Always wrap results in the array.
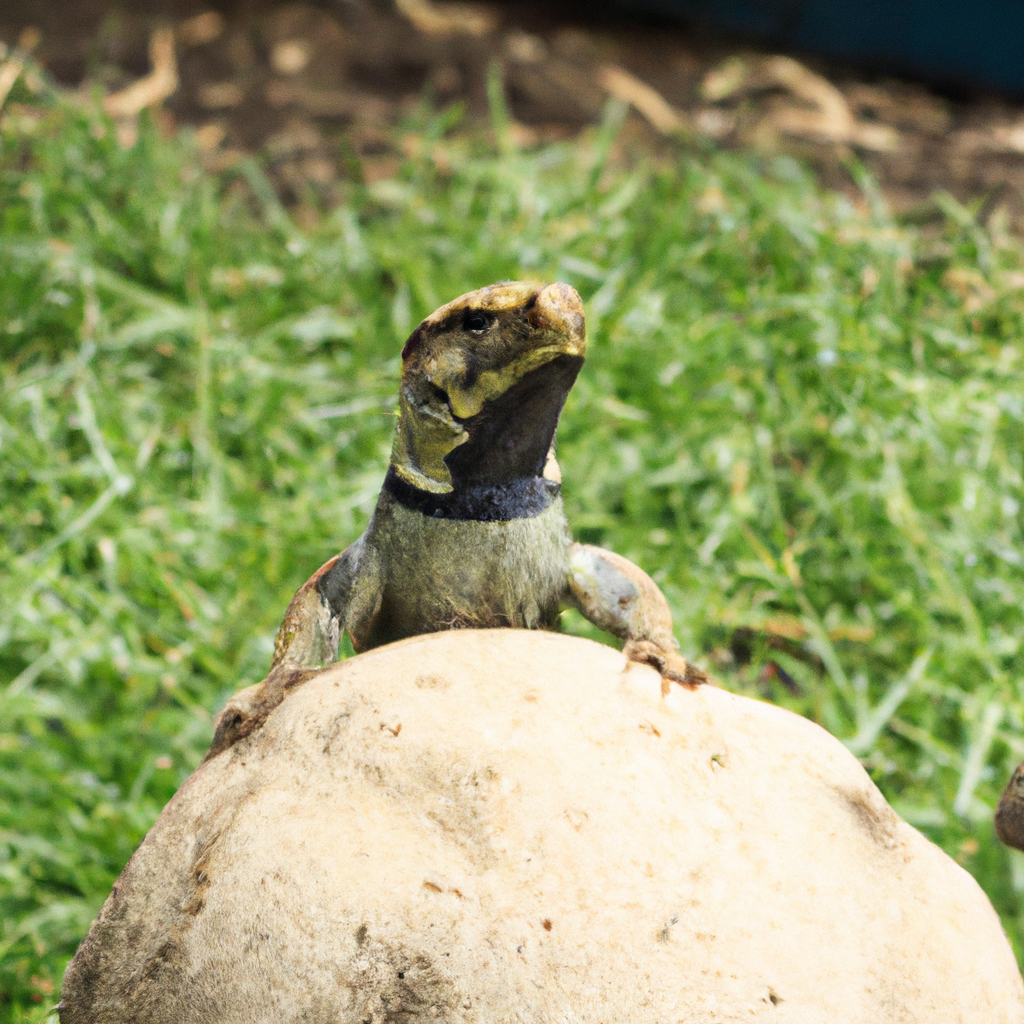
[
  {"xmin": 206, "ymin": 664, "xmax": 321, "ymax": 761},
  {"xmin": 623, "ymin": 639, "xmax": 709, "ymax": 694}
]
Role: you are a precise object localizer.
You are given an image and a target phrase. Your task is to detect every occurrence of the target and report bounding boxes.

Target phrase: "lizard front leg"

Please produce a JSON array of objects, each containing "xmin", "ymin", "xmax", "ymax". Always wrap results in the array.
[
  {"xmin": 567, "ymin": 542, "xmax": 708, "ymax": 691},
  {"xmin": 207, "ymin": 538, "xmax": 380, "ymax": 758}
]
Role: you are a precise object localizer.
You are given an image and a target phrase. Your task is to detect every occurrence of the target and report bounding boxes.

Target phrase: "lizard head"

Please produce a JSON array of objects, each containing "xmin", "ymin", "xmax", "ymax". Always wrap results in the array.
[{"xmin": 390, "ymin": 281, "xmax": 585, "ymax": 497}]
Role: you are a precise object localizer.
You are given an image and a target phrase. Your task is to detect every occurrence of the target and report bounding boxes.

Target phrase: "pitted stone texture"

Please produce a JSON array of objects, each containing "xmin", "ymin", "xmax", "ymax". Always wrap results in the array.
[{"xmin": 60, "ymin": 630, "xmax": 1024, "ymax": 1023}]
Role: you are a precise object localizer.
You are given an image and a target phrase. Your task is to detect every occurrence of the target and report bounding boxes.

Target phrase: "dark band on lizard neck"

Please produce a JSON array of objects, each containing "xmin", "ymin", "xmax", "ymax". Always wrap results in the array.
[{"xmin": 384, "ymin": 466, "xmax": 561, "ymax": 522}]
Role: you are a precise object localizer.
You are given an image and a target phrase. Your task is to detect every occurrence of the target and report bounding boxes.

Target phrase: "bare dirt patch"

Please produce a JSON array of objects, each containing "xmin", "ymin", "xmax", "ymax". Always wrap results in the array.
[{"xmin": 3, "ymin": 0, "xmax": 1024, "ymax": 225}]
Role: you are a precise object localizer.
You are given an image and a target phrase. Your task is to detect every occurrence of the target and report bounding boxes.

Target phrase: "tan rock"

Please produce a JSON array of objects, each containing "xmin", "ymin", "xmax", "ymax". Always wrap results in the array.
[{"xmin": 60, "ymin": 630, "xmax": 1024, "ymax": 1023}]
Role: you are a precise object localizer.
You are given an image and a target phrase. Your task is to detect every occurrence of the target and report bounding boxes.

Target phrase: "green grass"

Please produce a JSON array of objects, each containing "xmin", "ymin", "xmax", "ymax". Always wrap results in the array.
[{"xmin": 4, "ymin": 70, "xmax": 1024, "ymax": 1019}]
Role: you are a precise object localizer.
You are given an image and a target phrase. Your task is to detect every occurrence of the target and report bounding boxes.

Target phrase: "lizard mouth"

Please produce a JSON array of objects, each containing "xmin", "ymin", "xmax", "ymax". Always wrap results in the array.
[{"xmin": 443, "ymin": 352, "xmax": 583, "ymax": 490}]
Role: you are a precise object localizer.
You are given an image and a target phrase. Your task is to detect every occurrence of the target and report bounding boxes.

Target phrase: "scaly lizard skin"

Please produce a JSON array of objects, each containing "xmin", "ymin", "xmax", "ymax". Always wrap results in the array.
[
  {"xmin": 208, "ymin": 281, "xmax": 707, "ymax": 757},
  {"xmin": 996, "ymin": 763, "xmax": 1024, "ymax": 851}
]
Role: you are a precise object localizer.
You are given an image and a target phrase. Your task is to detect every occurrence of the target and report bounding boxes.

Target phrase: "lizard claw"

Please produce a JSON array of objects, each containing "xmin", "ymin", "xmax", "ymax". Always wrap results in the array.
[
  {"xmin": 623, "ymin": 638, "xmax": 709, "ymax": 693},
  {"xmin": 206, "ymin": 665, "xmax": 320, "ymax": 760}
]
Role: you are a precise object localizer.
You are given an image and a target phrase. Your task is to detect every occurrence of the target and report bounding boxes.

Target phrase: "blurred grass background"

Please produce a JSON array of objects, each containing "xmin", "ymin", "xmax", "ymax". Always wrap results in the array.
[{"xmin": 3, "ymin": 66, "xmax": 1024, "ymax": 1019}]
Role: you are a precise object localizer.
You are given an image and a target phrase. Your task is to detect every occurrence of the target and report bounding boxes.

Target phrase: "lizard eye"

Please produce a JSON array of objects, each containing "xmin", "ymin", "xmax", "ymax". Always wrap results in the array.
[{"xmin": 463, "ymin": 309, "xmax": 494, "ymax": 336}]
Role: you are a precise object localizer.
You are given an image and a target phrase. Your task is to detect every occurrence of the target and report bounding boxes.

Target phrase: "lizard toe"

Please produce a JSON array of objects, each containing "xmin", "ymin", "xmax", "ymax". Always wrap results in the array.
[{"xmin": 623, "ymin": 639, "xmax": 708, "ymax": 692}]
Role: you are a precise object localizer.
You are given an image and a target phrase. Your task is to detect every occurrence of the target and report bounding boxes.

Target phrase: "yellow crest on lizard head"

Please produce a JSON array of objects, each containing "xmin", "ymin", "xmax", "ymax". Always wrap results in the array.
[{"xmin": 391, "ymin": 282, "xmax": 586, "ymax": 494}]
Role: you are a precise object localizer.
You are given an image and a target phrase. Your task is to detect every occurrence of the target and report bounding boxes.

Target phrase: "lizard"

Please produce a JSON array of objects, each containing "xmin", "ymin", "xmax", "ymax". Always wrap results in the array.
[
  {"xmin": 208, "ymin": 281, "xmax": 707, "ymax": 757},
  {"xmin": 996, "ymin": 763, "xmax": 1024, "ymax": 851}
]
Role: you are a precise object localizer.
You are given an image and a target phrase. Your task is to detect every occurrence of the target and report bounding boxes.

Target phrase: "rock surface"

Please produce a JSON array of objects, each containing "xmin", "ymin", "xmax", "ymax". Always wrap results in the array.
[{"xmin": 60, "ymin": 629, "xmax": 1024, "ymax": 1023}]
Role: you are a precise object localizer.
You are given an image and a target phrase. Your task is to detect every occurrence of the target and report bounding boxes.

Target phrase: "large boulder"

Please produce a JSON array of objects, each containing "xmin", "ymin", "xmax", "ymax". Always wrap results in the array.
[{"xmin": 60, "ymin": 630, "xmax": 1024, "ymax": 1023}]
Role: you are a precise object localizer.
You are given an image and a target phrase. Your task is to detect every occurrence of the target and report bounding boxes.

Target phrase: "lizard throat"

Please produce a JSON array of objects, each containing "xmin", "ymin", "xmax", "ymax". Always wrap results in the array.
[{"xmin": 385, "ymin": 352, "xmax": 583, "ymax": 522}]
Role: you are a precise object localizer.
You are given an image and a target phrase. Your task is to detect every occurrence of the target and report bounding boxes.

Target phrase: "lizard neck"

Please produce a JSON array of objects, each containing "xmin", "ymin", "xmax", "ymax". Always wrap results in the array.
[{"xmin": 383, "ymin": 465, "xmax": 561, "ymax": 522}]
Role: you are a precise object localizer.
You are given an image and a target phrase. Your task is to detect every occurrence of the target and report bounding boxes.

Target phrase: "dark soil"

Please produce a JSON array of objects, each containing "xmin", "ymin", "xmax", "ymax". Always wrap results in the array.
[{"xmin": 3, "ymin": 0, "xmax": 1024, "ymax": 225}]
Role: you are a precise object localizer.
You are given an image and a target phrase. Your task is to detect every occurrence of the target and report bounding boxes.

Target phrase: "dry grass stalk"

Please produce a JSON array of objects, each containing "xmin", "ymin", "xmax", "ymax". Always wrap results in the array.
[
  {"xmin": 393, "ymin": 0, "xmax": 498, "ymax": 37},
  {"xmin": 703, "ymin": 54, "xmax": 900, "ymax": 153},
  {"xmin": 103, "ymin": 27, "xmax": 178, "ymax": 119},
  {"xmin": 0, "ymin": 27, "xmax": 41, "ymax": 111},
  {"xmin": 598, "ymin": 64, "xmax": 686, "ymax": 135}
]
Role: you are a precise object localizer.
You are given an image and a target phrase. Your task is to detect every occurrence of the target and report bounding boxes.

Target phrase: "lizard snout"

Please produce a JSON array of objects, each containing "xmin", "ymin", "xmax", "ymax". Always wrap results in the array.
[{"xmin": 529, "ymin": 282, "xmax": 586, "ymax": 356}]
